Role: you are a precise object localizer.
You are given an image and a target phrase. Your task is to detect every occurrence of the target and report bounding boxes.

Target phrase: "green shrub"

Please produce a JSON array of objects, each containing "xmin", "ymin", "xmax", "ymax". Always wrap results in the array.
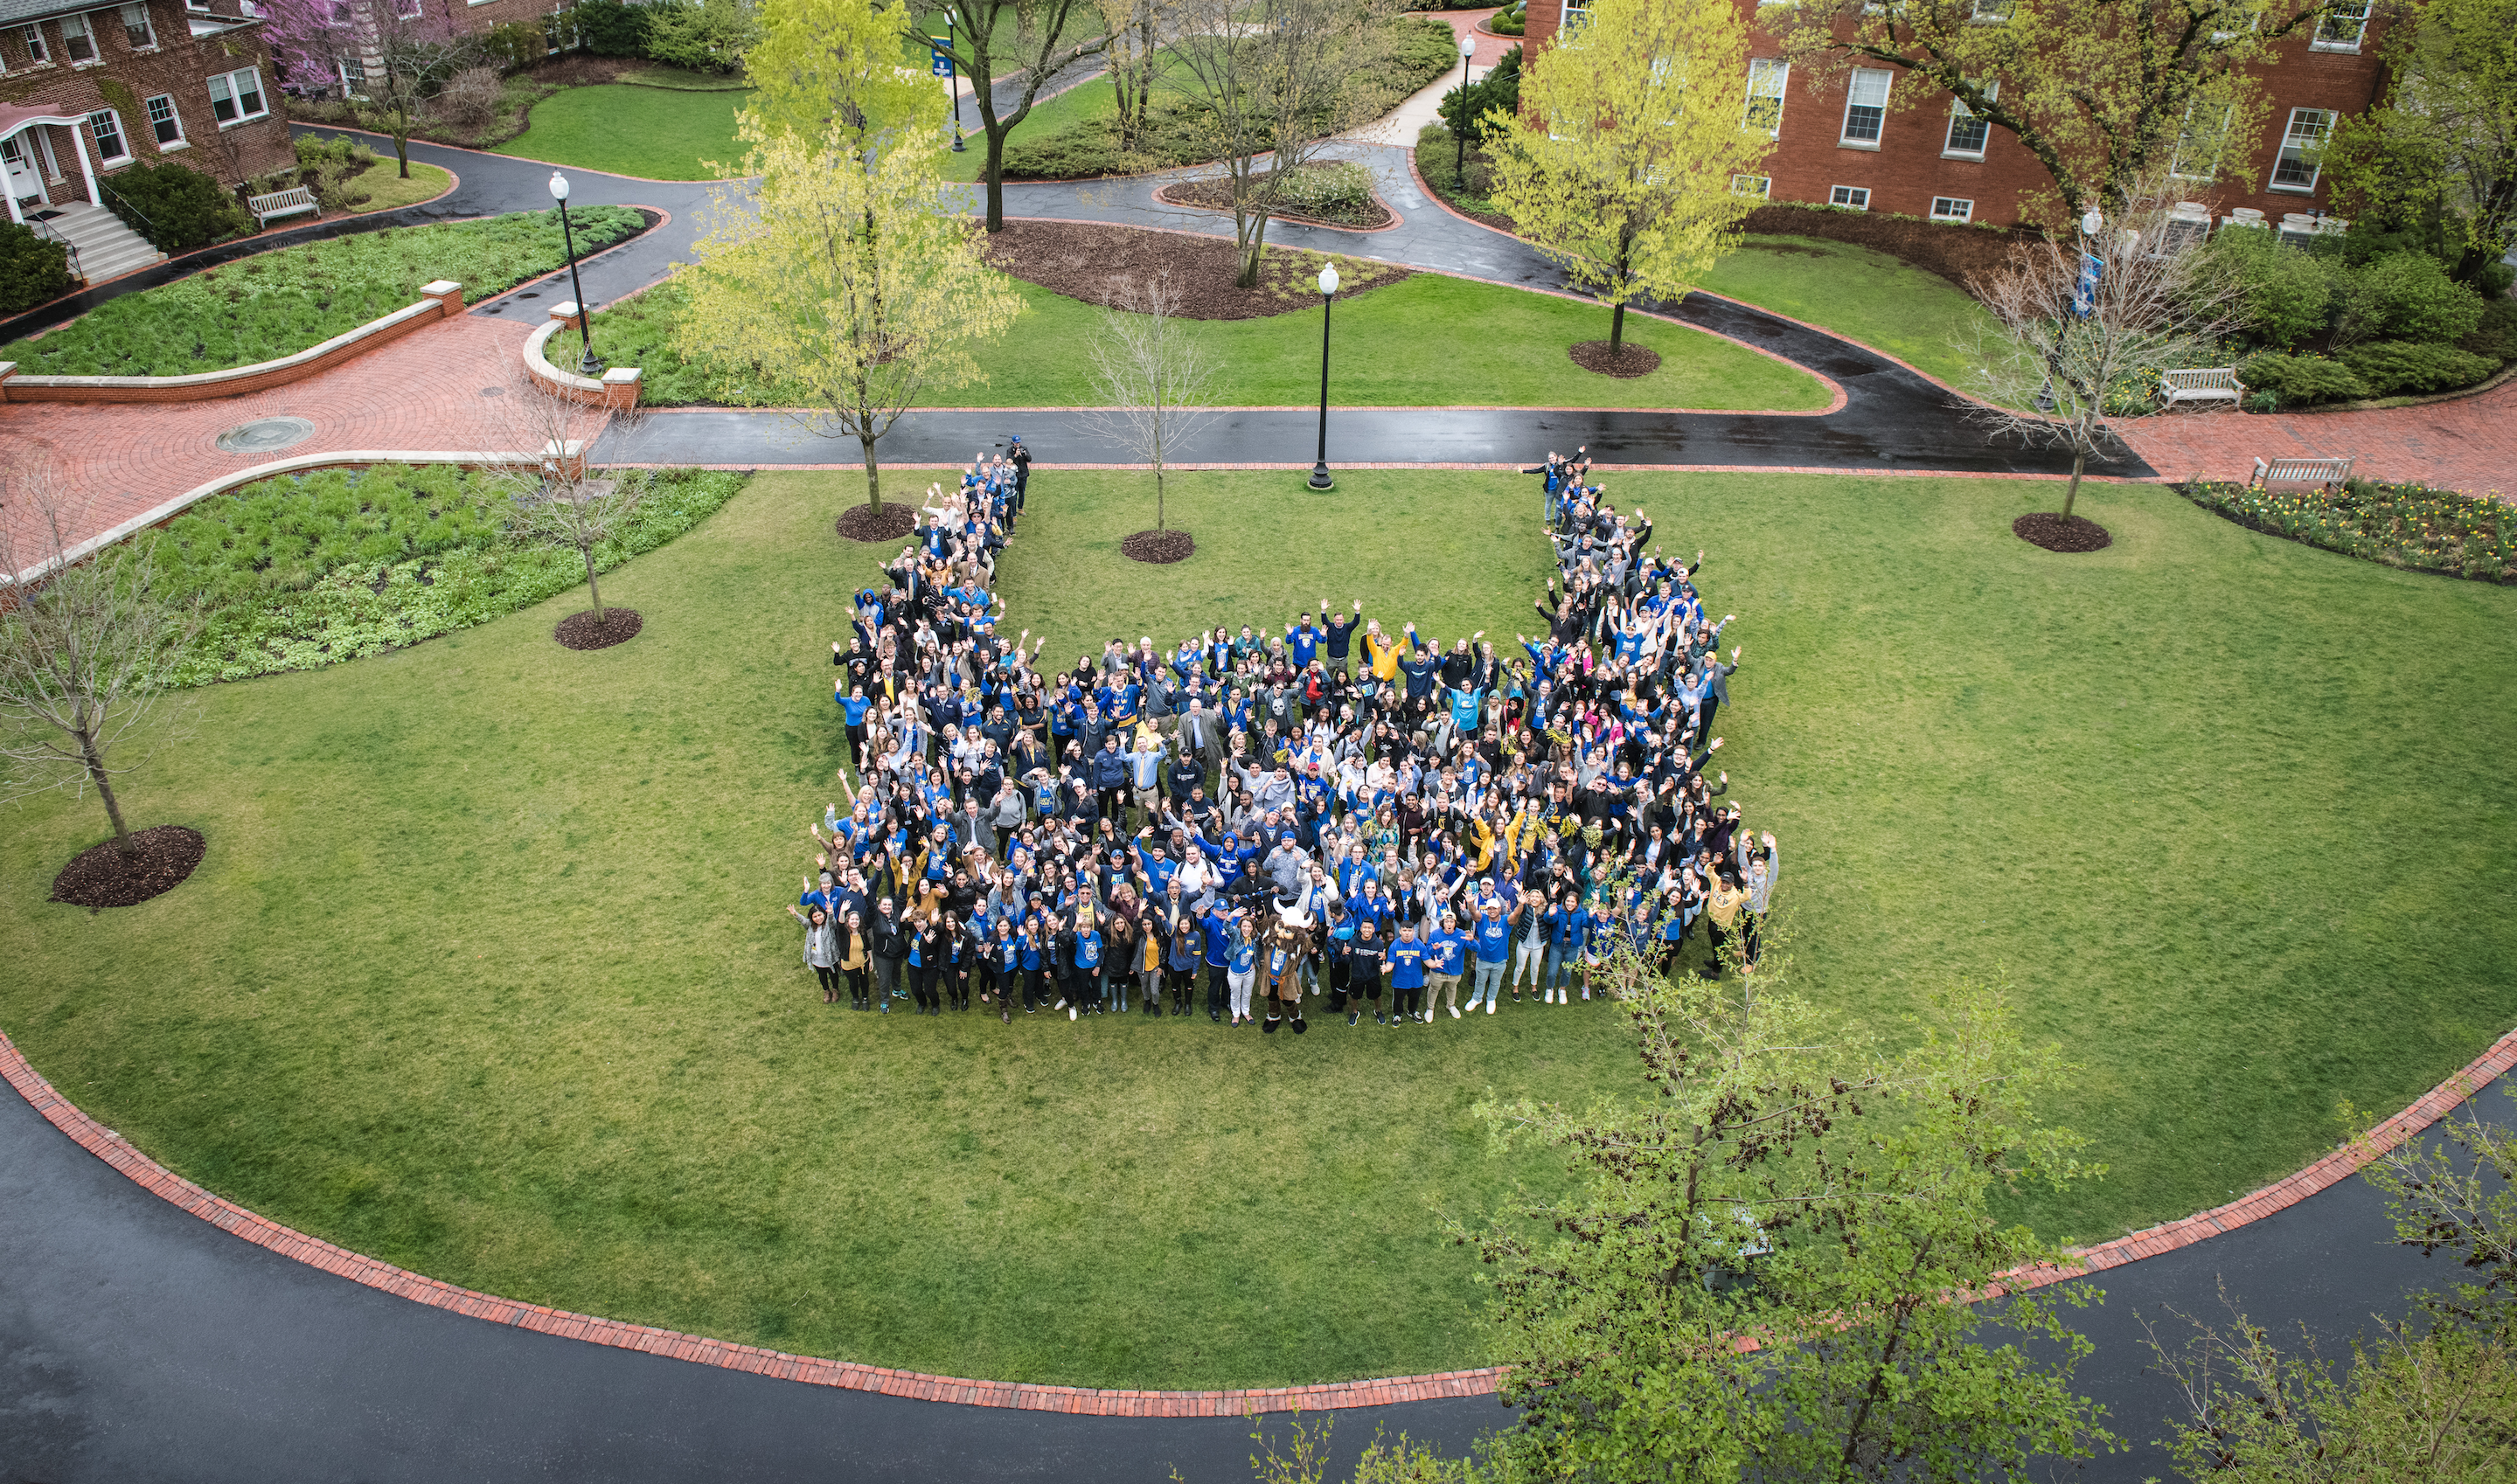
[
  {"xmin": 2337, "ymin": 251, "xmax": 2487, "ymax": 346},
  {"xmin": 0, "ymin": 220, "xmax": 72, "ymax": 313},
  {"xmin": 1387, "ymin": 12, "xmax": 1462, "ymax": 94},
  {"xmin": 2458, "ymin": 295, "xmax": 2517, "ymax": 364},
  {"xmin": 1491, "ymin": 2, "xmax": 1526, "ymax": 34},
  {"xmin": 2238, "ymin": 351, "xmax": 2371, "ymax": 405},
  {"xmin": 2201, "ymin": 226, "xmax": 2341, "ymax": 350},
  {"xmin": 1278, "ymin": 161, "xmax": 1373, "ymax": 217},
  {"xmin": 480, "ymin": 18, "xmax": 549, "ymax": 71},
  {"xmin": 101, "ymin": 161, "xmax": 254, "ymax": 253},
  {"xmin": 2335, "ymin": 339, "xmax": 2497, "ymax": 395},
  {"xmin": 1438, "ymin": 45, "xmax": 1520, "ymax": 149},
  {"xmin": 575, "ymin": 0, "xmax": 653, "ymax": 55},
  {"xmin": 147, "ymin": 463, "xmax": 748, "ymax": 685},
  {"xmin": 645, "ymin": 0, "xmax": 755, "ymax": 74}
]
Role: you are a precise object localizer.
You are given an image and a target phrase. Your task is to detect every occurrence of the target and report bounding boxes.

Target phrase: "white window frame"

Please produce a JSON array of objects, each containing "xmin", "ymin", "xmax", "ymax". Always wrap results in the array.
[
  {"xmin": 2169, "ymin": 102, "xmax": 2235, "ymax": 181},
  {"xmin": 59, "ymin": 12, "xmax": 96, "ymax": 65},
  {"xmin": 1830, "ymin": 184, "xmax": 1871, "ymax": 210},
  {"xmin": 337, "ymin": 55, "xmax": 366, "ymax": 97},
  {"xmin": 1559, "ymin": 0, "xmax": 1591, "ymax": 32},
  {"xmin": 1969, "ymin": 0, "xmax": 2012, "ymax": 18},
  {"xmin": 1943, "ymin": 80, "xmax": 1997, "ymax": 158},
  {"xmin": 2312, "ymin": 2, "xmax": 2370, "ymax": 52},
  {"xmin": 1744, "ymin": 58, "xmax": 1787, "ymax": 138},
  {"xmin": 185, "ymin": 0, "xmax": 209, "ymax": 11},
  {"xmin": 87, "ymin": 107, "xmax": 129, "ymax": 164},
  {"xmin": 2271, "ymin": 107, "xmax": 2332, "ymax": 192},
  {"xmin": 119, "ymin": 2, "xmax": 156, "ymax": 51},
  {"xmin": 1839, "ymin": 67, "xmax": 1890, "ymax": 148},
  {"xmin": 145, "ymin": 92, "xmax": 185, "ymax": 149},
  {"xmin": 1730, "ymin": 174, "xmax": 1771, "ymax": 198},
  {"xmin": 18, "ymin": 24, "xmax": 47, "ymax": 64},
  {"xmin": 208, "ymin": 66, "xmax": 268, "ymax": 125},
  {"xmin": 1929, "ymin": 196, "xmax": 1974, "ymax": 223}
]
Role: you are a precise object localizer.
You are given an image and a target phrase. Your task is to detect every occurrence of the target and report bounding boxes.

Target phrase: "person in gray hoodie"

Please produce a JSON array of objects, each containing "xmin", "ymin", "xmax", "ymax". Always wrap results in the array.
[{"xmin": 1736, "ymin": 830, "xmax": 1777, "ymax": 968}]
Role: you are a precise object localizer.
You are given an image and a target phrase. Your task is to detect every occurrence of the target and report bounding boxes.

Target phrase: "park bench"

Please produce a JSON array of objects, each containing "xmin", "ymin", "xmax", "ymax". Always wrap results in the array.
[
  {"xmin": 247, "ymin": 185, "xmax": 320, "ymax": 228},
  {"xmin": 2251, "ymin": 455, "xmax": 2354, "ymax": 490},
  {"xmin": 2159, "ymin": 367, "xmax": 2245, "ymax": 409}
]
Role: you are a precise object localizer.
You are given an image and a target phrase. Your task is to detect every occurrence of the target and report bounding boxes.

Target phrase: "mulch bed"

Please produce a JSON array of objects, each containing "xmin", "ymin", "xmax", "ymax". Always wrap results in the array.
[
  {"xmin": 1122, "ymin": 529, "xmax": 1196, "ymax": 563},
  {"xmin": 555, "ymin": 608, "xmax": 643, "ymax": 650},
  {"xmin": 1157, "ymin": 174, "xmax": 1396, "ymax": 232},
  {"xmin": 1571, "ymin": 341, "xmax": 1663, "ymax": 378},
  {"xmin": 837, "ymin": 503, "xmax": 919, "ymax": 543},
  {"xmin": 2013, "ymin": 512, "xmax": 2114, "ymax": 552},
  {"xmin": 981, "ymin": 219, "xmax": 1412, "ymax": 321},
  {"xmin": 50, "ymin": 825, "xmax": 205, "ymax": 911}
]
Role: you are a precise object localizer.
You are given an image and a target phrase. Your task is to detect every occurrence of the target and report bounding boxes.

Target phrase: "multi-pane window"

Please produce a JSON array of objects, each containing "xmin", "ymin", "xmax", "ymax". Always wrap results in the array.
[
  {"xmin": 2169, "ymin": 102, "xmax": 2234, "ymax": 180},
  {"xmin": 120, "ymin": 3, "xmax": 155, "ymax": 49},
  {"xmin": 87, "ymin": 108, "xmax": 128, "ymax": 163},
  {"xmin": 1930, "ymin": 197, "xmax": 1974, "ymax": 223},
  {"xmin": 2271, "ymin": 107, "xmax": 2333, "ymax": 191},
  {"xmin": 338, "ymin": 56, "xmax": 365, "ymax": 94},
  {"xmin": 1831, "ymin": 184, "xmax": 1870, "ymax": 210},
  {"xmin": 19, "ymin": 24, "xmax": 48, "ymax": 63},
  {"xmin": 1840, "ymin": 67, "xmax": 1890, "ymax": 146},
  {"xmin": 146, "ymin": 93, "xmax": 182, "ymax": 146},
  {"xmin": 1560, "ymin": 0, "xmax": 1590, "ymax": 31},
  {"xmin": 208, "ymin": 66, "xmax": 268, "ymax": 123},
  {"xmin": 1730, "ymin": 175, "xmax": 1772, "ymax": 198},
  {"xmin": 1944, "ymin": 80, "xmax": 1997, "ymax": 156},
  {"xmin": 1969, "ymin": 0, "xmax": 2012, "ymax": 17},
  {"xmin": 2313, "ymin": 1, "xmax": 2370, "ymax": 51},
  {"xmin": 60, "ymin": 13, "xmax": 95, "ymax": 63},
  {"xmin": 1743, "ymin": 59, "xmax": 1787, "ymax": 137}
]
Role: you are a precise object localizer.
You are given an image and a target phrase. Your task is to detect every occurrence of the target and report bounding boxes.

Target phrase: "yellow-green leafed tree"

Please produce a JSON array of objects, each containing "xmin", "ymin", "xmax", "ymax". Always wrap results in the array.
[
  {"xmin": 1484, "ymin": 0, "xmax": 1772, "ymax": 360},
  {"xmin": 678, "ymin": 123, "xmax": 1022, "ymax": 513},
  {"xmin": 743, "ymin": 0, "xmax": 938, "ymax": 151}
]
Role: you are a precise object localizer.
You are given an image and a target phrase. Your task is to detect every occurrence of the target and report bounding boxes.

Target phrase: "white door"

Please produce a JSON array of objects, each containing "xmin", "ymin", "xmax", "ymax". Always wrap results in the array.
[{"xmin": 2, "ymin": 136, "xmax": 43, "ymax": 207}]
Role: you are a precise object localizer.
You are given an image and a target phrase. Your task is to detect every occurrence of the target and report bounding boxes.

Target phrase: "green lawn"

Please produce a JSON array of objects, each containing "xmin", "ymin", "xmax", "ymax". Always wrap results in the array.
[
  {"xmin": 598, "ymin": 269, "xmax": 1832, "ymax": 410},
  {"xmin": 490, "ymin": 83, "xmax": 754, "ymax": 179},
  {"xmin": 3, "ymin": 471, "xmax": 2512, "ymax": 1389},
  {"xmin": 347, "ymin": 160, "xmax": 455, "ymax": 212},
  {"xmin": 1698, "ymin": 234, "xmax": 2000, "ymax": 394}
]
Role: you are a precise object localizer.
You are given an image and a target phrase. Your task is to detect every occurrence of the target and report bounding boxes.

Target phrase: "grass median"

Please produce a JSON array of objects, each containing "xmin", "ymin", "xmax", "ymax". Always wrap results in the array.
[{"xmin": 3, "ymin": 469, "xmax": 2510, "ymax": 1389}]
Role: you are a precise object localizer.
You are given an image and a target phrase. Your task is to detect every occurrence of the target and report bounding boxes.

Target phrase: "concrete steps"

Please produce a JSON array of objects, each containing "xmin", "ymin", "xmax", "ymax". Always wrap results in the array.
[{"xmin": 30, "ymin": 199, "xmax": 167, "ymax": 284}]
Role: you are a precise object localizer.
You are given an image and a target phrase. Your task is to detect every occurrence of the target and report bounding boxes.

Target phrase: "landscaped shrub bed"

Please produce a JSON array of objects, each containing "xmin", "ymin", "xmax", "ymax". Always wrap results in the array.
[
  {"xmin": 0, "ymin": 209, "xmax": 643, "ymax": 377},
  {"xmin": 2179, "ymin": 476, "xmax": 2516, "ymax": 582},
  {"xmin": 149, "ymin": 461, "xmax": 745, "ymax": 684}
]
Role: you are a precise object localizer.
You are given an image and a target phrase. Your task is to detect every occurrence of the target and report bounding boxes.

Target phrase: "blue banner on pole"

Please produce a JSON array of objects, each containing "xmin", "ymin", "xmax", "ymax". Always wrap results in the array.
[
  {"xmin": 2070, "ymin": 252, "xmax": 2103, "ymax": 318},
  {"xmin": 930, "ymin": 38, "xmax": 953, "ymax": 76}
]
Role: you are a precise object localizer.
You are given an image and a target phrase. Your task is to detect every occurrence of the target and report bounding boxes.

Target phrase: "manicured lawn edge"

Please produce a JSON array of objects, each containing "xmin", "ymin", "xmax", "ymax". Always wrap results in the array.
[{"xmin": 2177, "ymin": 477, "xmax": 2517, "ymax": 582}]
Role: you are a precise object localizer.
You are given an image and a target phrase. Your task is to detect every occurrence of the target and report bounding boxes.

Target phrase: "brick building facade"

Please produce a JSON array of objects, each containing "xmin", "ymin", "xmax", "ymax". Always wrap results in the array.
[
  {"xmin": 1518, "ymin": 0, "xmax": 2389, "ymax": 231},
  {"xmin": 0, "ymin": 0, "xmax": 294, "ymax": 211}
]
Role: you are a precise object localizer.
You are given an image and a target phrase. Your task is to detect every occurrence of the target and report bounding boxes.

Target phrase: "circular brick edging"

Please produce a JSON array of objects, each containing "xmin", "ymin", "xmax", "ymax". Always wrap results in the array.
[{"xmin": 3, "ymin": 1021, "xmax": 2509, "ymax": 1411}]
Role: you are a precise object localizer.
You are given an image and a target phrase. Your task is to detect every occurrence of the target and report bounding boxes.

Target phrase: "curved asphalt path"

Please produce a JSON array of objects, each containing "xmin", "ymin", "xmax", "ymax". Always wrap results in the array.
[{"xmin": 274, "ymin": 126, "xmax": 2144, "ymax": 477}]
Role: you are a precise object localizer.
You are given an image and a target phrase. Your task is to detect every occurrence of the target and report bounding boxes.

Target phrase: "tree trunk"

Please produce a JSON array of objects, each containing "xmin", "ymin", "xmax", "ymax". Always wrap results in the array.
[
  {"xmin": 1237, "ymin": 212, "xmax": 1271, "ymax": 290},
  {"xmin": 1155, "ymin": 463, "xmax": 1165, "ymax": 531},
  {"xmin": 79, "ymin": 724, "xmax": 133, "ymax": 857},
  {"xmin": 2062, "ymin": 446, "xmax": 2087, "ymax": 521},
  {"xmin": 860, "ymin": 435, "xmax": 884, "ymax": 511},
  {"xmin": 983, "ymin": 126, "xmax": 1009, "ymax": 232},
  {"xmin": 1609, "ymin": 301, "xmax": 1626, "ymax": 357},
  {"xmin": 582, "ymin": 544, "xmax": 605, "ymax": 621}
]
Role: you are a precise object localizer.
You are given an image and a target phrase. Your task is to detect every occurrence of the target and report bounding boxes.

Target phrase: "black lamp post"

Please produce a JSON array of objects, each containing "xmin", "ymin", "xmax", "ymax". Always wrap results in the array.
[
  {"xmin": 947, "ymin": 11, "xmax": 966, "ymax": 153},
  {"xmin": 1455, "ymin": 33, "xmax": 1476, "ymax": 174},
  {"xmin": 547, "ymin": 170, "xmax": 600, "ymax": 375},
  {"xmin": 1307, "ymin": 262, "xmax": 1338, "ymax": 490}
]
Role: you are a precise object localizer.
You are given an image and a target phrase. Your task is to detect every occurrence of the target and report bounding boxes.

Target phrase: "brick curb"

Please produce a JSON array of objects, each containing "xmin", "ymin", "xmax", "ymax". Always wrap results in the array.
[{"xmin": 2, "ymin": 1017, "xmax": 2508, "ymax": 1410}]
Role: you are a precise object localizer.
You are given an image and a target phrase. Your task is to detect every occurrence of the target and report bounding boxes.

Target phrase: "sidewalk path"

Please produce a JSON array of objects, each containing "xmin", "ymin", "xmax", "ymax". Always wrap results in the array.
[{"xmin": 2117, "ymin": 384, "xmax": 2517, "ymax": 496}]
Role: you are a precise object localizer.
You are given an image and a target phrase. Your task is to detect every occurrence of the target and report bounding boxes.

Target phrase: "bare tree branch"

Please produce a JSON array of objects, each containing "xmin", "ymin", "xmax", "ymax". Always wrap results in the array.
[{"xmin": 1078, "ymin": 274, "xmax": 1221, "ymax": 531}]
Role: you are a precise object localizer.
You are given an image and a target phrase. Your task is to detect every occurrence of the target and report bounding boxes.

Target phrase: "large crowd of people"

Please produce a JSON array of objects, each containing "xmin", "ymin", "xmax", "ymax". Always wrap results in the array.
[{"xmin": 788, "ymin": 443, "xmax": 1780, "ymax": 1030}]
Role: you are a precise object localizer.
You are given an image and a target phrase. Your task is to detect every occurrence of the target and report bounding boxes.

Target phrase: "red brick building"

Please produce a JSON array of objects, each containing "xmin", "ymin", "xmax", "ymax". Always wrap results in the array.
[
  {"xmin": 0, "ymin": 0, "xmax": 296, "ymax": 208},
  {"xmin": 1518, "ymin": 0, "xmax": 2388, "ymax": 232}
]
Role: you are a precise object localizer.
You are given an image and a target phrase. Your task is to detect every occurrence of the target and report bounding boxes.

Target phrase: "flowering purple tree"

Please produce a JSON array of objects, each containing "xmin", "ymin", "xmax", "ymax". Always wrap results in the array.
[{"xmin": 256, "ymin": 0, "xmax": 486, "ymax": 178}]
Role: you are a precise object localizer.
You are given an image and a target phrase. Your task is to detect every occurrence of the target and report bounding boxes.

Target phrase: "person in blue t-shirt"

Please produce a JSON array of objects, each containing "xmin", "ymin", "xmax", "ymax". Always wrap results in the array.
[
  {"xmin": 1200, "ymin": 903, "xmax": 1239, "ymax": 1023},
  {"xmin": 1069, "ymin": 905, "xmax": 1103, "ymax": 1021},
  {"xmin": 1227, "ymin": 919, "xmax": 1260, "ymax": 1027},
  {"xmin": 1424, "ymin": 909, "xmax": 1468, "ymax": 1018},
  {"xmin": 1547, "ymin": 894, "xmax": 1589, "ymax": 1002},
  {"xmin": 1467, "ymin": 897, "xmax": 1515, "ymax": 1014},
  {"xmin": 1387, "ymin": 920, "xmax": 1431, "ymax": 1023}
]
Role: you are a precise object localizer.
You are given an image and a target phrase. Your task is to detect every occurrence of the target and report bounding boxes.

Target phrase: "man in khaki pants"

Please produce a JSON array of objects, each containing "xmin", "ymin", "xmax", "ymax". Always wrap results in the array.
[{"xmin": 1424, "ymin": 907, "xmax": 1467, "ymax": 1019}]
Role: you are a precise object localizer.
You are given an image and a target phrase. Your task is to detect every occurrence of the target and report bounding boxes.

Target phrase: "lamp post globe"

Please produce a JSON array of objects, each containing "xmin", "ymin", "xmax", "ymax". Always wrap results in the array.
[
  {"xmin": 1308, "ymin": 264, "xmax": 1340, "ymax": 490},
  {"xmin": 1455, "ymin": 34, "xmax": 1478, "ymax": 173},
  {"xmin": 547, "ymin": 171, "xmax": 600, "ymax": 375}
]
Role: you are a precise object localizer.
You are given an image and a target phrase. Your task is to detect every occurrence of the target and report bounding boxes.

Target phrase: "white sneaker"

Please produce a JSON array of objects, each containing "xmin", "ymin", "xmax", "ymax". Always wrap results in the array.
[
  {"xmin": 1484, "ymin": 1001, "xmax": 1496, "ymax": 1015},
  {"xmin": 1054, "ymin": 998, "xmax": 1068, "ymax": 1010},
  {"xmin": 1450, "ymin": 1005, "xmax": 1461, "ymax": 1019},
  {"xmin": 1068, "ymin": 1006, "xmax": 1077, "ymax": 1021},
  {"xmin": 1581, "ymin": 988, "xmax": 1591, "ymax": 1001}
]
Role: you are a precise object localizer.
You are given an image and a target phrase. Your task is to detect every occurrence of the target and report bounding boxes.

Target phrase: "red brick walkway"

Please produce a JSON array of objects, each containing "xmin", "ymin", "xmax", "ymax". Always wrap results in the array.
[
  {"xmin": 2117, "ymin": 378, "xmax": 2517, "ymax": 497},
  {"xmin": 0, "ymin": 315, "xmax": 595, "ymax": 555}
]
